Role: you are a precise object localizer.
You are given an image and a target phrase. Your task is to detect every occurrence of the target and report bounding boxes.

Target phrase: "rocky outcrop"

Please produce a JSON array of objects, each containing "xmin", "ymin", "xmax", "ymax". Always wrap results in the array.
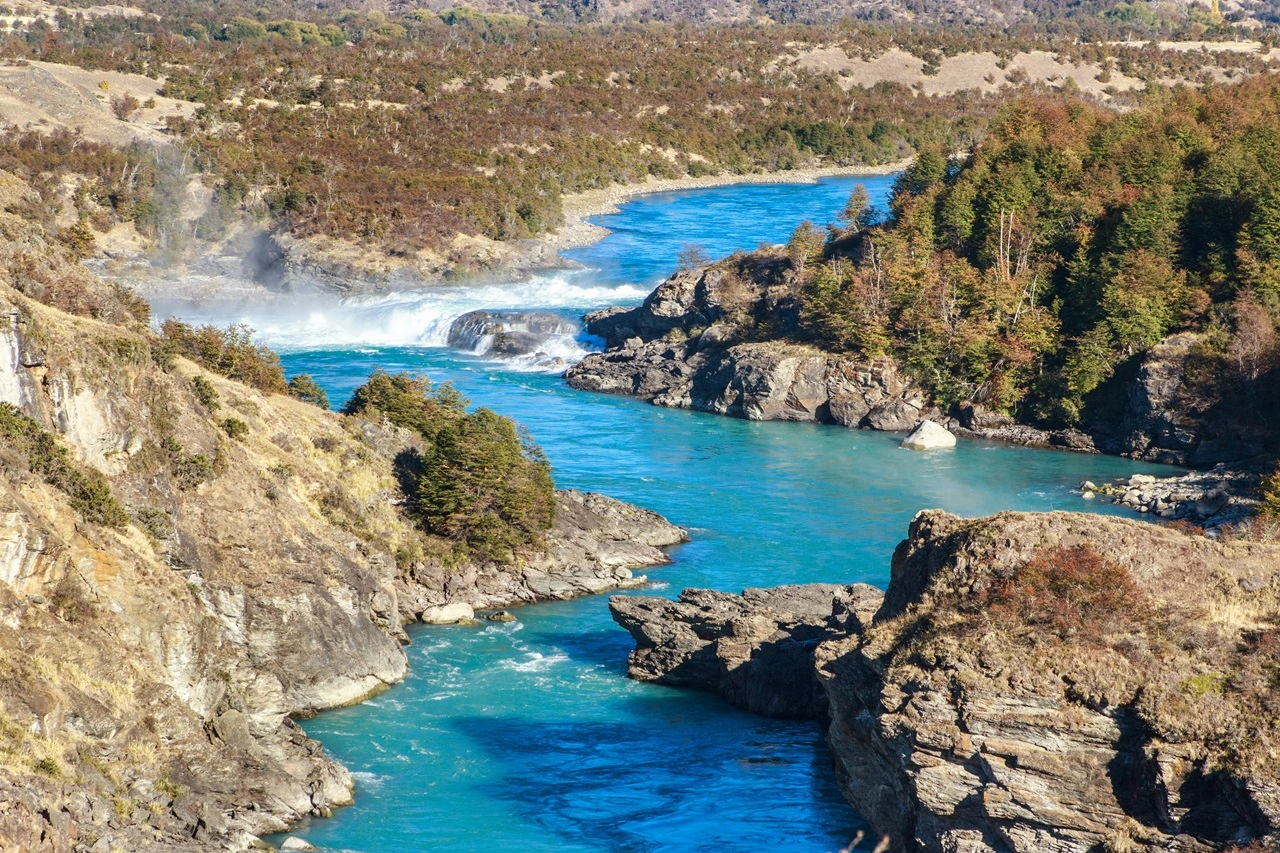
[
  {"xmin": 614, "ymin": 511, "xmax": 1280, "ymax": 852},
  {"xmin": 565, "ymin": 266, "xmax": 1107, "ymax": 452},
  {"xmin": 398, "ymin": 489, "xmax": 687, "ymax": 618},
  {"xmin": 0, "ymin": 214, "xmax": 684, "ymax": 853},
  {"xmin": 609, "ymin": 584, "xmax": 883, "ymax": 718},
  {"xmin": 566, "ymin": 267, "xmax": 937, "ymax": 428},
  {"xmin": 1114, "ymin": 333, "xmax": 1212, "ymax": 466},
  {"xmin": 447, "ymin": 310, "xmax": 579, "ymax": 359},
  {"xmin": 1107, "ymin": 332, "xmax": 1275, "ymax": 468}
]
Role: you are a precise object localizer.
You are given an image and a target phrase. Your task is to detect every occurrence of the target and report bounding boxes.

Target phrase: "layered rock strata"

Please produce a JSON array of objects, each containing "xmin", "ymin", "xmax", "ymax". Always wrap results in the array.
[{"xmin": 612, "ymin": 510, "xmax": 1280, "ymax": 852}]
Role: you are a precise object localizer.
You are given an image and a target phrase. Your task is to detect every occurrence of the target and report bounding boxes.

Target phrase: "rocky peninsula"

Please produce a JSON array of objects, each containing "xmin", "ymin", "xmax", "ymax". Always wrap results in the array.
[
  {"xmin": 565, "ymin": 260, "xmax": 1272, "ymax": 522},
  {"xmin": 566, "ymin": 263, "xmax": 1251, "ymax": 467},
  {"xmin": 611, "ymin": 510, "xmax": 1280, "ymax": 852}
]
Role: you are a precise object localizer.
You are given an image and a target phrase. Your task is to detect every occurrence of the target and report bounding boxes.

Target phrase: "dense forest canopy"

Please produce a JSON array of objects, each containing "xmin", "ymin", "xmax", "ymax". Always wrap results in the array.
[{"xmin": 790, "ymin": 75, "xmax": 1280, "ymax": 445}]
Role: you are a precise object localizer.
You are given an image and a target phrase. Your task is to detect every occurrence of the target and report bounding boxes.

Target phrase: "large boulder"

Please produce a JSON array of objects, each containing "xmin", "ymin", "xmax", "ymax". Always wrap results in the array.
[
  {"xmin": 900, "ymin": 420, "xmax": 956, "ymax": 450},
  {"xmin": 447, "ymin": 310, "xmax": 579, "ymax": 358}
]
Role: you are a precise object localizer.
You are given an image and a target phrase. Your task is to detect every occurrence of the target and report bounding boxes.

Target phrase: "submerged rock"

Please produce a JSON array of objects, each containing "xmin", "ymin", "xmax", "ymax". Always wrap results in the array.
[
  {"xmin": 484, "ymin": 610, "xmax": 516, "ymax": 622},
  {"xmin": 900, "ymin": 420, "xmax": 956, "ymax": 450}
]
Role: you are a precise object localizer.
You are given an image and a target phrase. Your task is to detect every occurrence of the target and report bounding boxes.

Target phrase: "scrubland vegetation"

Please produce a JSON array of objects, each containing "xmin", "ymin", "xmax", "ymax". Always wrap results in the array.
[{"xmin": 1, "ymin": 2, "xmax": 1274, "ymax": 259}]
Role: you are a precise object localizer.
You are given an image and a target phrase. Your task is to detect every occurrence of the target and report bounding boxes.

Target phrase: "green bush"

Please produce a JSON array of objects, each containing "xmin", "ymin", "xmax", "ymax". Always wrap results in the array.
[
  {"xmin": 345, "ymin": 370, "xmax": 555, "ymax": 561},
  {"xmin": 157, "ymin": 320, "xmax": 288, "ymax": 394},
  {"xmin": 162, "ymin": 436, "xmax": 217, "ymax": 490},
  {"xmin": 190, "ymin": 375, "xmax": 220, "ymax": 411},
  {"xmin": 1261, "ymin": 467, "xmax": 1280, "ymax": 517},
  {"xmin": 221, "ymin": 417, "xmax": 249, "ymax": 440},
  {"xmin": 0, "ymin": 404, "xmax": 128, "ymax": 528},
  {"xmin": 342, "ymin": 370, "xmax": 465, "ymax": 440},
  {"xmin": 416, "ymin": 408, "xmax": 555, "ymax": 562},
  {"xmin": 288, "ymin": 373, "xmax": 330, "ymax": 409}
]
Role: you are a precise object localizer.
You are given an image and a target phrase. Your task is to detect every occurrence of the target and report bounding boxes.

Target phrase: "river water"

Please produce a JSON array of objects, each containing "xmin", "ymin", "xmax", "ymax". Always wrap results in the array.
[{"xmin": 161, "ymin": 175, "xmax": 1175, "ymax": 853}]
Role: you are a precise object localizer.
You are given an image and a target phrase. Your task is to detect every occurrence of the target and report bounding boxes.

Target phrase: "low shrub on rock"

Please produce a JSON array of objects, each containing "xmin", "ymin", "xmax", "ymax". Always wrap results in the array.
[{"xmin": 0, "ymin": 404, "xmax": 128, "ymax": 527}]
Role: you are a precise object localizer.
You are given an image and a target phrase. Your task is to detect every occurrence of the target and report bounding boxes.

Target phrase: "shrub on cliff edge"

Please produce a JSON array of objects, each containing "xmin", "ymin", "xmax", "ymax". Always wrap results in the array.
[
  {"xmin": 980, "ymin": 544, "xmax": 1147, "ymax": 644},
  {"xmin": 155, "ymin": 320, "xmax": 288, "ymax": 394},
  {"xmin": 344, "ymin": 370, "xmax": 555, "ymax": 562},
  {"xmin": 1260, "ymin": 467, "xmax": 1280, "ymax": 518},
  {"xmin": 0, "ymin": 404, "xmax": 128, "ymax": 528},
  {"xmin": 288, "ymin": 373, "xmax": 330, "ymax": 409}
]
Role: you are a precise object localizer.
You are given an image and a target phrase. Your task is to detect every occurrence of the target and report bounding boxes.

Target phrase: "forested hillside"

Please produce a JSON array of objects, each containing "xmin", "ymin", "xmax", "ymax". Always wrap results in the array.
[{"xmin": 774, "ymin": 76, "xmax": 1280, "ymax": 449}]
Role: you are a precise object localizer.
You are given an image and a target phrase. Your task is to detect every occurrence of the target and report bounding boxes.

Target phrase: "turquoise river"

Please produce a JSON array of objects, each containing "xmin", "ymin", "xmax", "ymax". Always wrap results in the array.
[{"xmin": 159, "ymin": 174, "xmax": 1176, "ymax": 853}]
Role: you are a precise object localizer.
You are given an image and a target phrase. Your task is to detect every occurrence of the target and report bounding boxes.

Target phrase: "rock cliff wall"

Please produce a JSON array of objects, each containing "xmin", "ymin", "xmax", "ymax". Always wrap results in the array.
[
  {"xmin": 0, "ymin": 281, "xmax": 683, "ymax": 851},
  {"xmin": 568, "ymin": 265, "xmax": 1271, "ymax": 470},
  {"xmin": 611, "ymin": 511, "xmax": 1280, "ymax": 852}
]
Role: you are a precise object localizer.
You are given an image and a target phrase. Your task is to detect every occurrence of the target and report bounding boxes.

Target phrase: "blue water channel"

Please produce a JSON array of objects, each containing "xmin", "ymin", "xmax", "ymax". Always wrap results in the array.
[{"xmin": 161, "ymin": 174, "xmax": 1176, "ymax": 853}]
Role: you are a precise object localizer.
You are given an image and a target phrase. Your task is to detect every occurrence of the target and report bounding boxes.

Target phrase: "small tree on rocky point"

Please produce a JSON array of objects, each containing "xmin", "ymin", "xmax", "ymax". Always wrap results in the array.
[
  {"xmin": 416, "ymin": 408, "xmax": 555, "ymax": 562},
  {"xmin": 838, "ymin": 184, "xmax": 877, "ymax": 234},
  {"xmin": 676, "ymin": 243, "xmax": 710, "ymax": 272}
]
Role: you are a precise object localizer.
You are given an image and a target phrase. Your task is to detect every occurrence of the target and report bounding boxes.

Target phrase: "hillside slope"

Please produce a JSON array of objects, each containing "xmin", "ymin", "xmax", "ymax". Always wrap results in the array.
[{"xmin": 0, "ymin": 168, "xmax": 685, "ymax": 852}]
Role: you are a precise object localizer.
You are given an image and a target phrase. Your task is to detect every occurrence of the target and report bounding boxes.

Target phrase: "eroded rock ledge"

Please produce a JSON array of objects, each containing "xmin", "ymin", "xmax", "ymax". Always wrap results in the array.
[
  {"xmin": 566, "ymin": 265, "xmax": 1268, "ymax": 470},
  {"xmin": 610, "ymin": 510, "xmax": 1280, "ymax": 852}
]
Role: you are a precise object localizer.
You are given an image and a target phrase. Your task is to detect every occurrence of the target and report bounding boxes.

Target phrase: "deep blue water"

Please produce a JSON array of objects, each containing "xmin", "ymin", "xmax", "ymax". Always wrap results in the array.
[{"xmin": 158, "ymin": 174, "xmax": 1176, "ymax": 853}]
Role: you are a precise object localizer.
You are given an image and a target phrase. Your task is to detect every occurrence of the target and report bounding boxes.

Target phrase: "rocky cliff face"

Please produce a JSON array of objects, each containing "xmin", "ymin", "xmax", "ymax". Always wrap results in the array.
[
  {"xmin": 566, "ymin": 267, "xmax": 937, "ymax": 430},
  {"xmin": 611, "ymin": 511, "xmax": 1280, "ymax": 852},
  {"xmin": 567, "ymin": 264, "xmax": 1280, "ymax": 470},
  {"xmin": 0, "ymin": 196, "xmax": 685, "ymax": 851},
  {"xmin": 1101, "ymin": 332, "xmax": 1275, "ymax": 468}
]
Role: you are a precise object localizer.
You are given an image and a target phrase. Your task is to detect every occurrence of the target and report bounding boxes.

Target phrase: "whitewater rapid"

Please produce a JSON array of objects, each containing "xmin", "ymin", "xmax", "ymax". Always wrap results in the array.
[{"xmin": 151, "ymin": 271, "xmax": 650, "ymax": 372}]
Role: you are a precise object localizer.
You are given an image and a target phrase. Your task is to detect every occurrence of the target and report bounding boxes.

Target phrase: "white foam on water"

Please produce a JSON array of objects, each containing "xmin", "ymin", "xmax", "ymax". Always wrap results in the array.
[
  {"xmin": 152, "ymin": 271, "xmax": 648, "ymax": 372},
  {"xmin": 501, "ymin": 651, "xmax": 569, "ymax": 672},
  {"xmin": 351, "ymin": 771, "xmax": 388, "ymax": 790}
]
